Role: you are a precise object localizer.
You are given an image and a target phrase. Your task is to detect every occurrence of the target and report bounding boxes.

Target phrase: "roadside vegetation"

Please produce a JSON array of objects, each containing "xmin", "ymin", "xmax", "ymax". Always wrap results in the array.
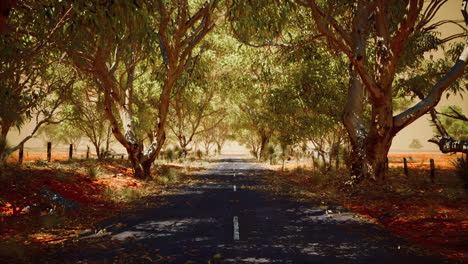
[
  {"xmin": 261, "ymin": 157, "xmax": 467, "ymax": 262},
  {"xmin": 0, "ymin": 157, "xmax": 206, "ymax": 263}
]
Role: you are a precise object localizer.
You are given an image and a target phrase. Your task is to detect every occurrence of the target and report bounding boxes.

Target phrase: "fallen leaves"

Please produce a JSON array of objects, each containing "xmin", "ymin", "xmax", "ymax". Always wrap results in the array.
[
  {"xmin": 261, "ymin": 166, "xmax": 468, "ymax": 262},
  {"xmin": 0, "ymin": 158, "xmax": 203, "ymax": 263}
]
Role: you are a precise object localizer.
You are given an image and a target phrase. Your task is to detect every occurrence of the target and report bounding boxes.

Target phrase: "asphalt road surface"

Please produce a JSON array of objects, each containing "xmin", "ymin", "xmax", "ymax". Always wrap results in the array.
[{"xmin": 49, "ymin": 156, "xmax": 444, "ymax": 263}]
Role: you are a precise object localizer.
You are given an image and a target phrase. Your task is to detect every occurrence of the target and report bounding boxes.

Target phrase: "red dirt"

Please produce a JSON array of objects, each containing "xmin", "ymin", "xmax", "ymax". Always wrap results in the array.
[
  {"xmin": 388, "ymin": 152, "xmax": 462, "ymax": 170},
  {"xmin": 342, "ymin": 197, "xmax": 468, "ymax": 261},
  {"xmin": 0, "ymin": 161, "xmax": 139, "ymax": 240}
]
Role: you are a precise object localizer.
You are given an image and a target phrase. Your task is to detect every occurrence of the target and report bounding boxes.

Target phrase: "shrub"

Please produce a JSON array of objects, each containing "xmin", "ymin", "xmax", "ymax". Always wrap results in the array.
[
  {"xmin": 156, "ymin": 166, "xmax": 179, "ymax": 184},
  {"xmin": 166, "ymin": 149, "xmax": 174, "ymax": 162},
  {"xmin": 196, "ymin": 149, "xmax": 203, "ymax": 159},
  {"xmin": 33, "ymin": 160, "xmax": 49, "ymax": 167},
  {"xmin": 103, "ymin": 186, "xmax": 147, "ymax": 203},
  {"xmin": 87, "ymin": 166, "xmax": 99, "ymax": 179}
]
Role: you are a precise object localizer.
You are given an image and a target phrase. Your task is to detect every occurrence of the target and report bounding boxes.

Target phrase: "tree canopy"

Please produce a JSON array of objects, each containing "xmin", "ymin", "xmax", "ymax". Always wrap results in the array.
[{"xmin": 1, "ymin": 0, "xmax": 466, "ymax": 181}]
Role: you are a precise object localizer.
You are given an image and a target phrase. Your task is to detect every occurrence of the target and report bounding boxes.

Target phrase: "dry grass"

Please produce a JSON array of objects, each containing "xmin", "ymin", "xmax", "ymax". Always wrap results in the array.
[{"xmin": 0, "ymin": 158, "xmax": 204, "ymax": 263}]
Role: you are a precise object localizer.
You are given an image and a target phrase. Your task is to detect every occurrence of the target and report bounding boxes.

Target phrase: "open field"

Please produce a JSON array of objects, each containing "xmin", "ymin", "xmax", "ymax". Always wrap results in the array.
[
  {"xmin": 388, "ymin": 152, "xmax": 463, "ymax": 170},
  {"xmin": 266, "ymin": 152, "xmax": 463, "ymax": 171}
]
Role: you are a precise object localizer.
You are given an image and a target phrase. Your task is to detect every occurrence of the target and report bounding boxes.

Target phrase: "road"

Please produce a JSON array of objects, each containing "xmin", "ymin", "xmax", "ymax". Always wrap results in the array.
[{"xmin": 49, "ymin": 156, "xmax": 443, "ymax": 263}]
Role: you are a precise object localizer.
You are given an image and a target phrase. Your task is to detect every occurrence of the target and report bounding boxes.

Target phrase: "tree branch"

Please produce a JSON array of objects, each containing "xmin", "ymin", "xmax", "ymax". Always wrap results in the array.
[{"xmin": 393, "ymin": 45, "xmax": 468, "ymax": 133}]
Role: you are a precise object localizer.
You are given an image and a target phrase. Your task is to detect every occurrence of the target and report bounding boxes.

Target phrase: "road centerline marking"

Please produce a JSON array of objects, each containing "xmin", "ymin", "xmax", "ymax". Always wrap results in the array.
[{"xmin": 233, "ymin": 216, "xmax": 239, "ymax": 240}]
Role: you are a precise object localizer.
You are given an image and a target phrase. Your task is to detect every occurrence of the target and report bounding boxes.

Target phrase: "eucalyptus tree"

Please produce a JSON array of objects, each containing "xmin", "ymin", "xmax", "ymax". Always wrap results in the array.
[
  {"xmin": 44, "ymin": 80, "xmax": 114, "ymax": 159},
  {"xmin": 265, "ymin": 44, "xmax": 348, "ymax": 169},
  {"xmin": 168, "ymin": 83, "xmax": 226, "ymax": 157},
  {"xmin": 167, "ymin": 40, "xmax": 227, "ymax": 157},
  {"xmin": 61, "ymin": 0, "xmax": 219, "ymax": 178},
  {"xmin": 229, "ymin": 0, "xmax": 468, "ymax": 182},
  {"xmin": 0, "ymin": 1, "xmax": 75, "ymax": 163},
  {"xmin": 201, "ymin": 117, "xmax": 234, "ymax": 155},
  {"xmin": 296, "ymin": 0, "xmax": 467, "ymax": 182}
]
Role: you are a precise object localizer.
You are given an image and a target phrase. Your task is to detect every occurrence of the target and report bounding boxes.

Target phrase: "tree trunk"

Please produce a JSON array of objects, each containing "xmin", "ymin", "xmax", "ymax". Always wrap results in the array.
[
  {"xmin": 105, "ymin": 125, "xmax": 112, "ymax": 153},
  {"xmin": 342, "ymin": 4, "xmax": 372, "ymax": 183},
  {"xmin": 216, "ymin": 142, "xmax": 222, "ymax": 155},
  {"xmin": 127, "ymin": 147, "xmax": 152, "ymax": 179},
  {"xmin": 364, "ymin": 89, "xmax": 394, "ymax": 179},
  {"xmin": 92, "ymin": 143, "xmax": 103, "ymax": 160},
  {"xmin": 259, "ymin": 134, "xmax": 270, "ymax": 161}
]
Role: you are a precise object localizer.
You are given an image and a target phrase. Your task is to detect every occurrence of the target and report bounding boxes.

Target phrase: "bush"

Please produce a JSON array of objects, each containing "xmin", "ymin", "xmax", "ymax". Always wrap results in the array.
[
  {"xmin": 196, "ymin": 149, "xmax": 203, "ymax": 159},
  {"xmin": 155, "ymin": 166, "xmax": 179, "ymax": 184},
  {"xmin": 173, "ymin": 146, "xmax": 183, "ymax": 158},
  {"xmin": 87, "ymin": 166, "xmax": 99, "ymax": 179},
  {"xmin": 33, "ymin": 160, "xmax": 49, "ymax": 167},
  {"xmin": 166, "ymin": 149, "xmax": 174, "ymax": 162},
  {"xmin": 103, "ymin": 186, "xmax": 147, "ymax": 203}
]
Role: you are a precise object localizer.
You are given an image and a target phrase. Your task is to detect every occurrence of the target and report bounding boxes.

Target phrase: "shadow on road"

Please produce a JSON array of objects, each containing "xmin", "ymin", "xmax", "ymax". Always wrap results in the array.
[{"xmin": 46, "ymin": 156, "xmax": 443, "ymax": 264}]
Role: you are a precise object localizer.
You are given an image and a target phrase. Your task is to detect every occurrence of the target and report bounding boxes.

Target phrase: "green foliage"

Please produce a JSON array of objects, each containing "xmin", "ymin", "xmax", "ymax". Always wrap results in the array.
[
  {"xmin": 0, "ymin": 1, "xmax": 76, "ymax": 163},
  {"xmin": 104, "ymin": 186, "xmax": 147, "ymax": 203},
  {"xmin": 87, "ymin": 166, "xmax": 100, "ymax": 179},
  {"xmin": 39, "ymin": 121, "xmax": 83, "ymax": 148},
  {"xmin": 155, "ymin": 166, "xmax": 178, "ymax": 185},
  {"xmin": 395, "ymin": 43, "xmax": 467, "ymax": 100},
  {"xmin": 409, "ymin": 139, "xmax": 423, "ymax": 150},
  {"xmin": 165, "ymin": 149, "xmax": 174, "ymax": 162},
  {"xmin": 434, "ymin": 105, "xmax": 468, "ymax": 140},
  {"xmin": 227, "ymin": 0, "xmax": 298, "ymax": 45}
]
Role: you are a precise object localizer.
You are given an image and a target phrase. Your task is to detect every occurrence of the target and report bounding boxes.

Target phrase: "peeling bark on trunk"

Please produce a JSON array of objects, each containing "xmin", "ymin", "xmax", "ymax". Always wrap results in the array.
[
  {"xmin": 429, "ymin": 136, "xmax": 468, "ymax": 154},
  {"xmin": 342, "ymin": 3, "xmax": 371, "ymax": 183}
]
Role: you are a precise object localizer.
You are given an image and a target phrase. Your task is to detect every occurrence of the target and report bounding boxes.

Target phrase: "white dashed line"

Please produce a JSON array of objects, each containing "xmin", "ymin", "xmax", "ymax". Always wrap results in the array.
[
  {"xmin": 233, "ymin": 185, "xmax": 237, "ymax": 192},
  {"xmin": 233, "ymin": 216, "xmax": 239, "ymax": 240}
]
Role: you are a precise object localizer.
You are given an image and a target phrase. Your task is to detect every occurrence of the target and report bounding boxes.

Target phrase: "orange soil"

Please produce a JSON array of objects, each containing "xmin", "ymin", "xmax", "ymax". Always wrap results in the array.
[
  {"xmin": 7, "ymin": 152, "xmax": 94, "ymax": 163},
  {"xmin": 388, "ymin": 152, "xmax": 462, "ymax": 170},
  {"xmin": 0, "ymin": 162, "xmax": 139, "ymax": 240}
]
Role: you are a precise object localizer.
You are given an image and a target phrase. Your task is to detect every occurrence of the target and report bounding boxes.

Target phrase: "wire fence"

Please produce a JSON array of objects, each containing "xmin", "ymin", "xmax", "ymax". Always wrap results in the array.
[{"xmin": 6, "ymin": 143, "xmax": 127, "ymax": 163}]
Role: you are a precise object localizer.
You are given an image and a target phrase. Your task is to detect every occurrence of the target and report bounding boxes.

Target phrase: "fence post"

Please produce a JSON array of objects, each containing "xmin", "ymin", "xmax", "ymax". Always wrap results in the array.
[
  {"xmin": 47, "ymin": 142, "xmax": 52, "ymax": 162},
  {"xmin": 69, "ymin": 144, "xmax": 73, "ymax": 160},
  {"xmin": 18, "ymin": 143, "xmax": 24, "ymax": 164},
  {"xmin": 86, "ymin": 146, "xmax": 90, "ymax": 159},
  {"xmin": 403, "ymin": 157, "xmax": 408, "ymax": 177},
  {"xmin": 430, "ymin": 158, "xmax": 435, "ymax": 183}
]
